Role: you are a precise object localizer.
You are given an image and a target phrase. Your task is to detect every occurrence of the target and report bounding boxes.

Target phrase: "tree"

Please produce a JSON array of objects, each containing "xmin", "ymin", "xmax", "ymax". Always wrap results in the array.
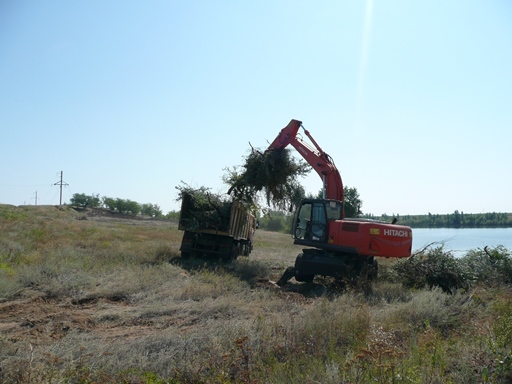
[
  {"xmin": 114, "ymin": 198, "xmax": 141, "ymax": 215},
  {"xmin": 257, "ymin": 209, "xmax": 293, "ymax": 233},
  {"xmin": 141, "ymin": 203, "xmax": 163, "ymax": 218},
  {"xmin": 285, "ymin": 181, "xmax": 306, "ymax": 213},
  {"xmin": 343, "ymin": 186, "xmax": 363, "ymax": 218},
  {"xmin": 165, "ymin": 210, "xmax": 180, "ymax": 220},
  {"xmin": 102, "ymin": 196, "xmax": 141, "ymax": 215},
  {"xmin": 102, "ymin": 197, "xmax": 116, "ymax": 211},
  {"xmin": 316, "ymin": 185, "xmax": 362, "ymax": 218},
  {"xmin": 69, "ymin": 193, "xmax": 101, "ymax": 208}
]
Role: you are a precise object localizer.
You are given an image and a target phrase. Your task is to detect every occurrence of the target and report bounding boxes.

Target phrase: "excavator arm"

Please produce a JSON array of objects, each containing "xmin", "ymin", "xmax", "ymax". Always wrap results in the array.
[{"xmin": 267, "ymin": 119, "xmax": 344, "ymax": 205}]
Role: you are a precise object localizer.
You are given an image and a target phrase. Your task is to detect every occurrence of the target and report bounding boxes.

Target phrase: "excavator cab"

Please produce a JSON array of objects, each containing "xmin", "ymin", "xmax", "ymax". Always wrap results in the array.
[{"xmin": 293, "ymin": 199, "xmax": 343, "ymax": 244}]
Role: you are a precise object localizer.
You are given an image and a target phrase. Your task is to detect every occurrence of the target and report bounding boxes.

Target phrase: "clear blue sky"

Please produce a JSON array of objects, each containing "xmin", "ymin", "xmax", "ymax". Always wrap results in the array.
[{"xmin": 1, "ymin": 1, "xmax": 511, "ymax": 215}]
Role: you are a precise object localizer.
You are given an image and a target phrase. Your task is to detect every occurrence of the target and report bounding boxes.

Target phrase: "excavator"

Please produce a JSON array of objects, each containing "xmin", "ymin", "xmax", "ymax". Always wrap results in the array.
[{"xmin": 271, "ymin": 119, "xmax": 413, "ymax": 286}]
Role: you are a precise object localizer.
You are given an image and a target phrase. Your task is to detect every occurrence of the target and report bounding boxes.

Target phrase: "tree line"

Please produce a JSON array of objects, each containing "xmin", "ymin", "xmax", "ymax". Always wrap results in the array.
[
  {"xmin": 69, "ymin": 193, "xmax": 177, "ymax": 219},
  {"xmin": 365, "ymin": 210, "xmax": 512, "ymax": 228}
]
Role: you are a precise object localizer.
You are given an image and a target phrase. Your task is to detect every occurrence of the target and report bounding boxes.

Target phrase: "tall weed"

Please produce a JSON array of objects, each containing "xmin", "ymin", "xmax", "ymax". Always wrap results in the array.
[
  {"xmin": 394, "ymin": 288, "xmax": 475, "ymax": 333},
  {"xmin": 485, "ymin": 298, "xmax": 512, "ymax": 382}
]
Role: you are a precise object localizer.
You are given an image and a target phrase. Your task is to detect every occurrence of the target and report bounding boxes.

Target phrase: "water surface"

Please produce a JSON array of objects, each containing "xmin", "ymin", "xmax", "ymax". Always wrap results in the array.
[{"xmin": 412, "ymin": 227, "xmax": 512, "ymax": 256}]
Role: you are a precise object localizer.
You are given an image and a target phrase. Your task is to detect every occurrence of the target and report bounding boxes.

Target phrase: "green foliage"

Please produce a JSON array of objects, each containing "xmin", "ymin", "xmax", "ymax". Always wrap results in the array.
[
  {"xmin": 257, "ymin": 210, "xmax": 293, "ymax": 233},
  {"xmin": 102, "ymin": 197, "xmax": 141, "ymax": 215},
  {"xmin": 115, "ymin": 198, "xmax": 141, "ymax": 214},
  {"xmin": 462, "ymin": 246, "xmax": 512, "ymax": 286},
  {"xmin": 70, "ymin": 193, "xmax": 101, "ymax": 208},
  {"xmin": 284, "ymin": 180, "xmax": 306, "ymax": 213},
  {"xmin": 141, "ymin": 203, "xmax": 163, "ymax": 218},
  {"xmin": 343, "ymin": 186, "xmax": 363, "ymax": 218},
  {"xmin": 317, "ymin": 186, "xmax": 363, "ymax": 218},
  {"xmin": 102, "ymin": 196, "xmax": 116, "ymax": 210},
  {"xmin": 176, "ymin": 183, "xmax": 233, "ymax": 231},
  {"xmin": 225, "ymin": 148, "xmax": 310, "ymax": 210},
  {"xmin": 165, "ymin": 210, "xmax": 180, "ymax": 220},
  {"xmin": 390, "ymin": 245, "xmax": 512, "ymax": 294},
  {"xmin": 69, "ymin": 192, "xmax": 168, "ymax": 218},
  {"xmin": 390, "ymin": 246, "xmax": 473, "ymax": 293}
]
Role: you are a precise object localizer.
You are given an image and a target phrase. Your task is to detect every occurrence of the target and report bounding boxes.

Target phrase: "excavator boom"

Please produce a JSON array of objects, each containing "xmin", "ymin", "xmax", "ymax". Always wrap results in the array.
[{"xmin": 268, "ymin": 119, "xmax": 344, "ymax": 205}]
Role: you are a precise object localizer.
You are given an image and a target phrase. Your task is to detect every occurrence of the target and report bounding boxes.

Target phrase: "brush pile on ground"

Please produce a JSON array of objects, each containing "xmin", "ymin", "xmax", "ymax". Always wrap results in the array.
[
  {"xmin": 177, "ymin": 184, "xmax": 233, "ymax": 231},
  {"xmin": 225, "ymin": 147, "xmax": 310, "ymax": 210}
]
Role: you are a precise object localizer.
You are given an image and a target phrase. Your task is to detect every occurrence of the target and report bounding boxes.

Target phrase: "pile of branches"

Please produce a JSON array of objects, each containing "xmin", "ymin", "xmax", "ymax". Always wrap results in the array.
[
  {"xmin": 176, "ymin": 183, "xmax": 233, "ymax": 231},
  {"xmin": 224, "ymin": 147, "xmax": 310, "ymax": 211},
  {"xmin": 390, "ymin": 244, "xmax": 472, "ymax": 293}
]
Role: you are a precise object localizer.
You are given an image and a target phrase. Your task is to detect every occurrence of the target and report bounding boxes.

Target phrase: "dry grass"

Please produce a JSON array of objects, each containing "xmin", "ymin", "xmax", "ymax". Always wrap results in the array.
[{"xmin": 1, "ymin": 204, "xmax": 512, "ymax": 383}]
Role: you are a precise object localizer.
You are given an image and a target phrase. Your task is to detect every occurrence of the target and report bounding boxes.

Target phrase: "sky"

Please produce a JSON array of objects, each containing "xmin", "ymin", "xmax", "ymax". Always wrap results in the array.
[{"xmin": 1, "ymin": 1, "xmax": 511, "ymax": 216}]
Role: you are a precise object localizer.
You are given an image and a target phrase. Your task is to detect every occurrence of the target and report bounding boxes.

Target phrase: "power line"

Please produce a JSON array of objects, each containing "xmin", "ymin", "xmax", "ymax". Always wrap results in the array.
[{"xmin": 53, "ymin": 171, "xmax": 69, "ymax": 205}]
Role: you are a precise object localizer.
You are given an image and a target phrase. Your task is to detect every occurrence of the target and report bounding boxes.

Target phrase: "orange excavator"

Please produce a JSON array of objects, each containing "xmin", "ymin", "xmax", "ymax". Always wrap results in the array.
[{"xmin": 272, "ymin": 119, "xmax": 413, "ymax": 285}]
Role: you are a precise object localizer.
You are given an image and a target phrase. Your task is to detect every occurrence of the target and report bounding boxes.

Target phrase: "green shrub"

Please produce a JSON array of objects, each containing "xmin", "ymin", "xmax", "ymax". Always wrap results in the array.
[
  {"xmin": 391, "ymin": 246, "xmax": 473, "ymax": 293},
  {"xmin": 462, "ymin": 245, "xmax": 512, "ymax": 286}
]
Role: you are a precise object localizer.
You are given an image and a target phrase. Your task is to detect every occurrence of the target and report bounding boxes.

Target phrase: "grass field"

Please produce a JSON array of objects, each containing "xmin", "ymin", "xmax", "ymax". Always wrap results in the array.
[{"xmin": 1, "ymin": 204, "xmax": 511, "ymax": 383}]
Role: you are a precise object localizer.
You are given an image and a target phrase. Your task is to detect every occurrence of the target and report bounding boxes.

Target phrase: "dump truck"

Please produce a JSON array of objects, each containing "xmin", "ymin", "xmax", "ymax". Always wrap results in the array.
[{"xmin": 178, "ymin": 191, "xmax": 257, "ymax": 260}]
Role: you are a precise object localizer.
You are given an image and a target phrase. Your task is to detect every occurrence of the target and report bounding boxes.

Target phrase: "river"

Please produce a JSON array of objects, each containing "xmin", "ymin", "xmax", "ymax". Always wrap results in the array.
[{"xmin": 412, "ymin": 228, "xmax": 512, "ymax": 256}]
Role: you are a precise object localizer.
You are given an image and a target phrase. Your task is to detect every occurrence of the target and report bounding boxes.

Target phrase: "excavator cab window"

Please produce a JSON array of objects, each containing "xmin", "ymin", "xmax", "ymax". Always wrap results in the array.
[
  {"xmin": 311, "ymin": 202, "xmax": 327, "ymax": 241},
  {"xmin": 294, "ymin": 200, "xmax": 327, "ymax": 242},
  {"xmin": 326, "ymin": 200, "xmax": 343, "ymax": 220},
  {"xmin": 294, "ymin": 202, "xmax": 311, "ymax": 239}
]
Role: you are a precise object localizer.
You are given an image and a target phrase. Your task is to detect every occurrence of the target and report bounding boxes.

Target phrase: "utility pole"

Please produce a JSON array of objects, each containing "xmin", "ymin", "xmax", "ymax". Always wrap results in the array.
[{"xmin": 54, "ymin": 171, "xmax": 69, "ymax": 205}]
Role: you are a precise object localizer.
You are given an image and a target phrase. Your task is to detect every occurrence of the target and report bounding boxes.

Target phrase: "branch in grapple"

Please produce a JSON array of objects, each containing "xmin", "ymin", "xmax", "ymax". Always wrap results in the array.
[{"xmin": 226, "ymin": 148, "xmax": 310, "ymax": 210}]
